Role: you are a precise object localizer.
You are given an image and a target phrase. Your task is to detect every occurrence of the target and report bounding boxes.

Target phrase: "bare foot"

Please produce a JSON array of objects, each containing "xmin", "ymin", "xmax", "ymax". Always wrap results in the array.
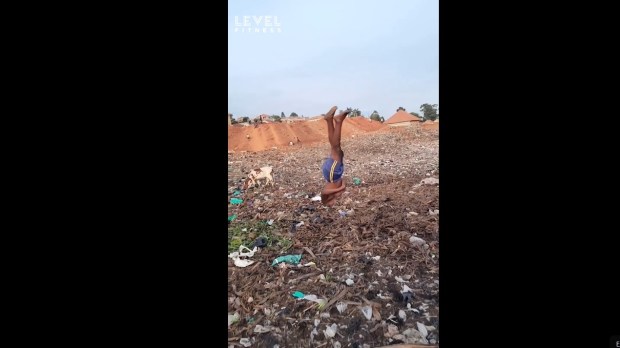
[
  {"xmin": 334, "ymin": 109, "xmax": 350, "ymax": 123},
  {"xmin": 324, "ymin": 106, "xmax": 337, "ymax": 121}
]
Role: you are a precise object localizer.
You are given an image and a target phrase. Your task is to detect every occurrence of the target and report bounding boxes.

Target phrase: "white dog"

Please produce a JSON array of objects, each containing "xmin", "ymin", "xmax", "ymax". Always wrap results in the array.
[{"xmin": 243, "ymin": 166, "xmax": 274, "ymax": 190}]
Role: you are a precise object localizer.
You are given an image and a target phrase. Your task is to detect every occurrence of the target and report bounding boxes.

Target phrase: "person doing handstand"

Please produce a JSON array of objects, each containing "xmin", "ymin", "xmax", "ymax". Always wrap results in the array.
[{"xmin": 320, "ymin": 106, "xmax": 350, "ymax": 207}]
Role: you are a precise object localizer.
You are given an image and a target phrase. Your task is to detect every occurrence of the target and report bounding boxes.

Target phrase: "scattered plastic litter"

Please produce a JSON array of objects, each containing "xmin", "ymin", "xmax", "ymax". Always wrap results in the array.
[
  {"xmin": 303, "ymin": 294, "xmax": 327, "ymax": 308},
  {"xmin": 253, "ymin": 325, "xmax": 271, "ymax": 333},
  {"xmin": 233, "ymin": 190, "xmax": 242, "ymax": 196},
  {"xmin": 271, "ymin": 254, "xmax": 302, "ymax": 266},
  {"xmin": 290, "ymin": 221, "xmax": 304, "ymax": 233},
  {"xmin": 402, "ymin": 292, "xmax": 414, "ymax": 303},
  {"xmin": 292, "ymin": 291, "xmax": 327, "ymax": 308},
  {"xmin": 302, "ymin": 294, "xmax": 318, "ymax": 301},
  {"xmin": 228, "ymin": 245, "xmax": 258, "ymax": 259},
  {"xmin": 345, "ymin": 279, "xmax": 354, "ymax": 286},
  {"xmin": 323, "ymin": 323, "xmax": 338, "ymax": 338},
  {"xmin": 401, "ymin": 284, "xmax": 414, "ymax": 302},
  {"xmin": 292, "ymin": 291, "xmax": 305, "ymax": 299},
  {"xmin": 410, "ymin": 236, "xmax": 426, "ymax": 246},
  {"xmin": 232, "ymin": 259, "xmax": 254, "ymax": 267},
  {"xmin": 250, "ymin": 237, "xmax": 267, "ymax": 249},
  {"xmin": 360, "ymin": 306, "xmax": 373, "ymax": 320},
  {"xmin": 310, "ymin": 328, "xmax": 319, "ymax": 342},
  {"xmin": 230, "ymin": 198, "xmax": 243, "ymax": 205},
  {"xmin": 228, "ymin": 245, "xmax": 258, "ymax": 268},
  {"xmin": 310, "ymin": 195, "xmax": 321, "ymax": 201},
  {"xmin": 336, "ymin": 302, "xmax": 348, "ymax": 314},
  {"xmin": 228, "ymin": 312, "xmax": 240, "ymax": 327},
  {"xmin": 353, "ymin": 177, "xmax": 362, "ymax": 185},
  {"xmin": 266, "ymin": 219, "xmax": 274, "ymax": 225},
  {"xmin": 239, "ymin": 338, "xmax": 252, "ymax": 347},
  {"xmin": 228, "ymin": 214, "xmax": 237, "ymax": 222},
  {"xmin": 417, "ymin": 322, "xmax": 428, "ymax": 338}
]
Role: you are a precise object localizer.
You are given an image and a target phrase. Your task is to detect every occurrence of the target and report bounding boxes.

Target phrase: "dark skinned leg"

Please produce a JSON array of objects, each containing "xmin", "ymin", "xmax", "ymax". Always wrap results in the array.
[
  {"xmin": 331, "ymin": 109, "xmax": 349, "ymax": 161},
  {"xmin": 324, "ymin": 106, "xmax": 337, "ymax": 146}
]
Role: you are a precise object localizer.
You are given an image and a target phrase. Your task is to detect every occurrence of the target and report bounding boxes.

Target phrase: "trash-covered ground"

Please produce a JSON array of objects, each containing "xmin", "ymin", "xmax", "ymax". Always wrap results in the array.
[{"xmin": 228, "ymin": 127, "xmax": 439, "ymax": 348}]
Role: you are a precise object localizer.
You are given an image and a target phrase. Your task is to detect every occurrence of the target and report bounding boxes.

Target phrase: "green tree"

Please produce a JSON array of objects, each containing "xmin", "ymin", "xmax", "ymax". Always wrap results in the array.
[
  {"xmin": 281, "ymin": 112, "xmax": 285, "ymax": 118},
  {"xmin": 241, "ymin": 117, "xmax": 250, "ymax": 123},
  {"xmin": 290, "ymin": 112, "xmax": 298, "ymax": 117},
  {"xmin": 370, "ymin": 110, "xmax": 382, "ymax": 122},
  {"xmin": 347, "ymin": 107, "xmax": 361, "ymax": 117},
  {"xmin": 420, "ymin": 103, "xmax": 439, "ymax": 121},
  {"xmin": 270, "ymin": 115, "xmax": 282, "ymax": 122},
  {"xmin": 397, "ymin": 106, "xmax": 406, "ymax": 112}
]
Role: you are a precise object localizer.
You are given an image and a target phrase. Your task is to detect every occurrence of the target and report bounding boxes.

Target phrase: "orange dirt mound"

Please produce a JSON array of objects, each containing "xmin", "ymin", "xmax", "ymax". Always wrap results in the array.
[
  {"xmin": 228, "ymin": 117, "xmax": 388, "ymax": 152},
  {"xmin": 421, "ymin": 121, "xmax": 438, "ymax": 130}
]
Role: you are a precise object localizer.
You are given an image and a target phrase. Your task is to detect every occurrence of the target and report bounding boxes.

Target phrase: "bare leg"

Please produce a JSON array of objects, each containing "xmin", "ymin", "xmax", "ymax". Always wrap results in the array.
[
  {"xmin": 324, "ymin": 106, "xmax": 337, "ymax": 145},
  {"xmin": 330, "ymin": 109, "xmax": 349, "ymax": 161}
]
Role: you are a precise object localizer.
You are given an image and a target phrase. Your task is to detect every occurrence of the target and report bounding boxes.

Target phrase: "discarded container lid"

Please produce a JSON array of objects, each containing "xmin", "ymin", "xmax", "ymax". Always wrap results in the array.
[
  {"xmin": 230, "ymin": 198, "xmax": 243, "ymax": 205},
  {"xmin": 353, "ymin": 177, "xmax": 362, "ymax": 185}
]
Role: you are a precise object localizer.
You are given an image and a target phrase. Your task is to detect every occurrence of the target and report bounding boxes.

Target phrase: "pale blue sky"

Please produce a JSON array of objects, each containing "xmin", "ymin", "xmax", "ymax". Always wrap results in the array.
[{"xmin": 228, "ymin": 0, "xmax": 438, "ymax": 119}]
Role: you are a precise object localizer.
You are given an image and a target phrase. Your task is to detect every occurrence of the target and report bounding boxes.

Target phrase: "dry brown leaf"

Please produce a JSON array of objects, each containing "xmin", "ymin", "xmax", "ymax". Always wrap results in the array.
[
  {"xmin": 372, "ymin": 305, "xmax": 382, "ymax": 321},
  {"xmin": 303, "ymin": 247, "xmax": 316, "ymax": 258}
]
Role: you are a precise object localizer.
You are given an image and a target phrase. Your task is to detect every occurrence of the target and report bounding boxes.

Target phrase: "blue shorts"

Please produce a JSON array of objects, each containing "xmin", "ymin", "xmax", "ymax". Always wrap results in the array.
[{"xmin": 322, "ymin": 157, "xmax": 344, "ymax": 183}]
